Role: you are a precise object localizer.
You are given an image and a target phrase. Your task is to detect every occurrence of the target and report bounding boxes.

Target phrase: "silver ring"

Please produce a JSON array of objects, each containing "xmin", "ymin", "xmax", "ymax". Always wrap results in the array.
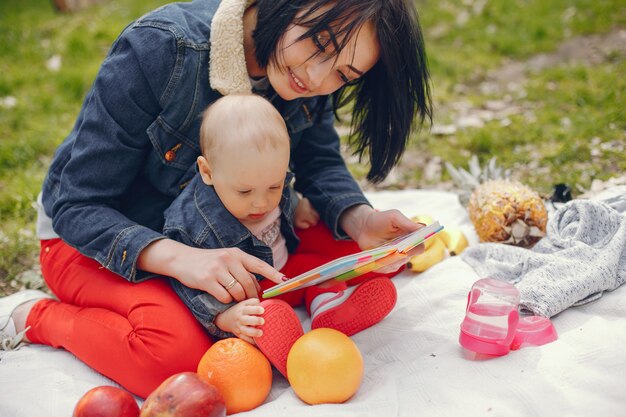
[{"xmin": 225, "ymin": 279, "xmax": 238, "ymax": 290}]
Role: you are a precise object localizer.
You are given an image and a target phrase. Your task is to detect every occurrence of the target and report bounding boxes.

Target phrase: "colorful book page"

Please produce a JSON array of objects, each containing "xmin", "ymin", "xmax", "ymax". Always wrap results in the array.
[{"xmin": 262, "ymin": 221, "xmax": 443, "ymax": 298}]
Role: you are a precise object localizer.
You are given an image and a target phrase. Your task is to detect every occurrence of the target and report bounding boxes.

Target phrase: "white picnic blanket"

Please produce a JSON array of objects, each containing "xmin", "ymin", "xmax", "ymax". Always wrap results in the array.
[{"xmin": 1, "ymin": 189, "xmax": 625, "ymax": 417}]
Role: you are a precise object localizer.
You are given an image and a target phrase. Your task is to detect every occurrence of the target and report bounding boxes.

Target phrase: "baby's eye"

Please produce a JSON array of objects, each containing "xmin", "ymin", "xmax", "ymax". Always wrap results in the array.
[{"xmin": 238, "ymin": 190, "xmax": 252, "ymax": 195}]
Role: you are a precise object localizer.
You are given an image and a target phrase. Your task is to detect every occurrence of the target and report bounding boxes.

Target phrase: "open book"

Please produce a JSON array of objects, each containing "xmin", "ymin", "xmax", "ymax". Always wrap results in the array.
[{"xmin": 262, "ymin": 221, "xmax": 444, "ymax": 298}]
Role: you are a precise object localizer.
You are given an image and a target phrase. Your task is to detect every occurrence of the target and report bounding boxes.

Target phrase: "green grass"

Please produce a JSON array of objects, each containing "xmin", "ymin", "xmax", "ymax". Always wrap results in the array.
[
  {"xmin": 0, "ymin": 0, "xmax": 167, "ymax": 292},
  {"xmin": 1, "ymin": 0, "xmax": 625, "ymax": 291},
  {"xmin": 405, "ymin": 59, "xmax": 626, "ymax": 193},
  {"xmin": 419, "ymin": 0, "xmax": 626, "ymax": 91}
]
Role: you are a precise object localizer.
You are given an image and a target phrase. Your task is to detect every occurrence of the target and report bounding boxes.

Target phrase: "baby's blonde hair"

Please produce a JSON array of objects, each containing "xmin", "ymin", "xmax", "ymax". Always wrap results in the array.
[{"xmin": 199, "ymin": 94, "xmax": 290, "ymax": 164}]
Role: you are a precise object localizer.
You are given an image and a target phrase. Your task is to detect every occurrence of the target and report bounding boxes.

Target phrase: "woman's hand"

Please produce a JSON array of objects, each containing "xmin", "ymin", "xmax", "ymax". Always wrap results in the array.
[
  {"xmin": 137, "ymin": 239, "xmax": 285, "ymax": 304},
  {"xmin": 340, "ymin": 205, "xmax": 425, "ymax": 256},
  {"xmin": 215, "ymin": 298, "xmax": 265, "ymax": 344}
]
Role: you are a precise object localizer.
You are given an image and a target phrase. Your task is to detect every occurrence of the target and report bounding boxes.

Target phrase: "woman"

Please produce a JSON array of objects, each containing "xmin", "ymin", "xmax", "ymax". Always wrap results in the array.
[{"xmin": 0, "ymin": 0, "xmax": 431, "ymax": 397}]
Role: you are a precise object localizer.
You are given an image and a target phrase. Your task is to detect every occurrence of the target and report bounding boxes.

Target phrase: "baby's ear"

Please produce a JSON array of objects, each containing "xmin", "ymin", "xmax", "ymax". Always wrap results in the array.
[{"xmin": 197, "ymin": 156, "xmax": 213, "ymax": 185}]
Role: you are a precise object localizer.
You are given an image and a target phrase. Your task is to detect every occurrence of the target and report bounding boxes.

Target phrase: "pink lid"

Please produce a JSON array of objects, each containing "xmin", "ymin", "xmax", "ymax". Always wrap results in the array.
[{"xmin": 510, "ymin": 316, "xmax": 558, "ymax": 350}]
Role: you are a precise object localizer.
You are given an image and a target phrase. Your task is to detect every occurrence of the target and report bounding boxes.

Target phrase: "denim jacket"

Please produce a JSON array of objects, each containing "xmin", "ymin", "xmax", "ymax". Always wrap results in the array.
[
  {"xmin": 163, "ymin": 171, "xmax": 298, "ymax": 338},
  {"xmin": 40, "ymin": 0, "xmax": 369, "ymax": 282}
]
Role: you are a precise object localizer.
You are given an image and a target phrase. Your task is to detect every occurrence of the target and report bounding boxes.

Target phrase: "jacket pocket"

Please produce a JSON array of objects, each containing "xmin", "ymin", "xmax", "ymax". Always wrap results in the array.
[{"xmin": 145, "ymin": 117, "xmax": 199, "ymax": 196}]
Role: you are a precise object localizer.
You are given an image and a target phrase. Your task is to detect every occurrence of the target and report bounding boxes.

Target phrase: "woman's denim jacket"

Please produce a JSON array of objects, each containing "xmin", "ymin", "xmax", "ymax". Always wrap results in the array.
[
  {"xmin": 164, "ymin": 172, "xmax": 298, "ymax": 338},
  {"xmin": 40, "ymin": 0, "xmax": 369, "ymax": 282}
]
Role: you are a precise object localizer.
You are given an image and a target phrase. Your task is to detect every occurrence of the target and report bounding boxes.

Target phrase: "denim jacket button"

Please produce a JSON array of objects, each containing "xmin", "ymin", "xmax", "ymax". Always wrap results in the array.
[{"xmin": 164, "ymin": 150, "xmax": 176, "ymax": 161}]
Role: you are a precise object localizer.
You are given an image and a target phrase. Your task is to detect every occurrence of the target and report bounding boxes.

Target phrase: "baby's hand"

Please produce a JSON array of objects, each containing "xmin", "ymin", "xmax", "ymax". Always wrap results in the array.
[
  {"xmin": 295, "ymin": 197, "xmax": 320, "ymax": 229},
  {"xmin": 214, "ymin": 298, "xmax": 265, "ymax": 344}
]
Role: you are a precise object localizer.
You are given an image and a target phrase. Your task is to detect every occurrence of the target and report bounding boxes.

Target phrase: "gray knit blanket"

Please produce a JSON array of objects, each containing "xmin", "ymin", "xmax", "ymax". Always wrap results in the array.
[{"xmin": 462, "ymin": 194, "xmax": 626, "ymax": 317}]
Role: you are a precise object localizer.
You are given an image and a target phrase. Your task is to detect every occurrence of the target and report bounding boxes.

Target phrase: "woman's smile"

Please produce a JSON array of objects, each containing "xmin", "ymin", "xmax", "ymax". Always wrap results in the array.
[{"xmin": 288, "ymin": 69, "xmax": 308, "ymax": 93}]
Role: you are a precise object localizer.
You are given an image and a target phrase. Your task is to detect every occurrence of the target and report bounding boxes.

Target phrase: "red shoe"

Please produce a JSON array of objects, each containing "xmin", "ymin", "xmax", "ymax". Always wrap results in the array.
[
  {"xmin": 254, "ymin": 299, "xmax": 304, "ymax": 378},
  {"xmin": 310, "ymin": 277, "xmax": 397, "ymax": 336}
]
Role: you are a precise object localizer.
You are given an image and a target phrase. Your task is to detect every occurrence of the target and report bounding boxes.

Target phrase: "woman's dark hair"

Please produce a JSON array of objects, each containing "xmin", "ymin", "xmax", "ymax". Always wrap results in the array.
[{"xmin": 254, "ymin": 0, "xmax": 432, "ymax": 183}]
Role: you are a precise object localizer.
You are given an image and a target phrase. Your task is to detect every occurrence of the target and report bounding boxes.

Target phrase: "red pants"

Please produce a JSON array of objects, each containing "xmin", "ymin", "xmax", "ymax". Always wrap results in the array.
[{"xmin": 29, "ymin": 224, "xmax": 397, "ymax": 397}]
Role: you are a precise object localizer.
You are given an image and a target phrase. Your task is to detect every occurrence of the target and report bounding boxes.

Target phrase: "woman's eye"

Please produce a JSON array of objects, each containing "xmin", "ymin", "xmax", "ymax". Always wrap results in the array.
[
  {"xmin": 337, "ymin": 70, "xmax": 360, "ymax": 86},
  {"xmin": 337, "ymin": 70, "xmax": 350, "ymax": 84},
  {"xmin": 312, "ymin": 32, "xmax": 331, "ymax": 53}
]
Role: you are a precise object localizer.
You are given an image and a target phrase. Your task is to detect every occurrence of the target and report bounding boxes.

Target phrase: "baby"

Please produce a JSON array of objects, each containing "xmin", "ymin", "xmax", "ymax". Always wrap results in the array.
[{"xmin": 163, "ymin": 94, "xmax": 317, "ymax": 343}]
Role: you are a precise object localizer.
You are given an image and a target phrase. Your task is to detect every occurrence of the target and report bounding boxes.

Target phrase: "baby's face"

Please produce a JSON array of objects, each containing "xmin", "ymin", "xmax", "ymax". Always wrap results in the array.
[{"xmin": 208, "ymin": 145, "xmax": 289, "ymax": 224}]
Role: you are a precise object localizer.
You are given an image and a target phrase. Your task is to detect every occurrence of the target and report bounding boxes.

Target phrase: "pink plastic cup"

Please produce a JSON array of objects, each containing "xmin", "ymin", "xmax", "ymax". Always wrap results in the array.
[{"xmin": 459, "ymin": 278, "xmax": 520, "ymax": 357}]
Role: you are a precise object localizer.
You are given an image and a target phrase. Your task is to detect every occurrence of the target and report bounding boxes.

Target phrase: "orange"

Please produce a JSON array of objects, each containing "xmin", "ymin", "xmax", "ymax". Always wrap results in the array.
[
  {"xmin": 286, "ymin": 328, "xmax": 364, "ymax": 405},
  {"xmin": 197, "ymin": 338, "xmax": 272, "ymax": 415}
]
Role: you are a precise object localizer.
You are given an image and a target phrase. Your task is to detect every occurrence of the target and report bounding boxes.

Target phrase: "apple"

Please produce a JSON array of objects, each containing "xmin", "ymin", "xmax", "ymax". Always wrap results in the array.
[
  {"xmin": 73, "ymin": 385, "xmax": 140, "ymax": 417},
  {"xmin": 140, "ymin": 372, "xmax": 226, "ymax": 417}
]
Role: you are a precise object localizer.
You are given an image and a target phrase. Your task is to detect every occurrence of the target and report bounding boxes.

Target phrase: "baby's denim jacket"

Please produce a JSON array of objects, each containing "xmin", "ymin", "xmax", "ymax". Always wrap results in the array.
[{"xmin": 163, "ymin": 172, "xmax": 299, "ymax": 338}]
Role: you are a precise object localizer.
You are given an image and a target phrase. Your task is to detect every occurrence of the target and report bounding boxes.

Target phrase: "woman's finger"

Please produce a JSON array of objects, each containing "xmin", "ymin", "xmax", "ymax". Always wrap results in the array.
[
  {"xmin": 241, "ymin": 255, "xmax": 284, "ymax": 284},
  {"xmin": 205, "ymin": 280, "xmax": 233, "ymax": 304},
  {"xmin": 216, "ymin": 273, "xmax": 245, "ymax": 301},
  {"xmin": 252, "ymin": 273, "xmax": 262, "ymax": 294},
  {"xmin": 390, "ymin": 210, "xmax": 421, "ymax": 232},
  {"xmin": 228, "ymin": 281, "xmax": 247, "ymax": 302},
  {"xmin": 228, "ymin": 259, "xmax": 258, "ymax": 299}
]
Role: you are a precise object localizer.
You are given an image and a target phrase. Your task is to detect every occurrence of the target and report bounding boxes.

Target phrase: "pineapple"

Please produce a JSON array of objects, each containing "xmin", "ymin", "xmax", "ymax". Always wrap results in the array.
[{"xmin": 446, "ymin": 156, "xmax": 547, "ymax": 248}]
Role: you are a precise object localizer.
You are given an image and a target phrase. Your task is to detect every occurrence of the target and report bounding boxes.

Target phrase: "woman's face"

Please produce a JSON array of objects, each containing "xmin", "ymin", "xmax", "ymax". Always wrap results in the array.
[{"xmin": 267, "ymin": 19, "xmax": 380, "ymax": 100}]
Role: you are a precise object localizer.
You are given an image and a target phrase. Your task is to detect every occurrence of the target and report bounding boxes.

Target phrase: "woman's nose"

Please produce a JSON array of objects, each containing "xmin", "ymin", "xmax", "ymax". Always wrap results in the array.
[{"xmin": 306, "ymin": 57, "xmax": 334, "ymax": 91}]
